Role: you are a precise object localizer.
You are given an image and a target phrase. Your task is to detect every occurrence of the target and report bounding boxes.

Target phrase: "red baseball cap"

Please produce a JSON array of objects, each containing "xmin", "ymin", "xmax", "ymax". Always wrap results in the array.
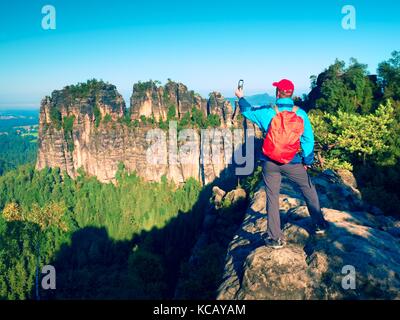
[{"xmin": 272, "ymin": 79, "xmax": 294, "ymax": 92}]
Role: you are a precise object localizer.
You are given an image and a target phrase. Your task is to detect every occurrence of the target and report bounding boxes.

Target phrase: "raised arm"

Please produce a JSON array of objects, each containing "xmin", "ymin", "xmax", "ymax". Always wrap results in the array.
[{"xmin": 235, "ymin": 88, "xmax": 270, "ymax": 131}]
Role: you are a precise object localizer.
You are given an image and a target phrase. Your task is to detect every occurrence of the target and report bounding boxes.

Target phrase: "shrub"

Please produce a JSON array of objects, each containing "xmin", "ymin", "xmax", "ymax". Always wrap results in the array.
[
  {"xmin": 93, "ymin": 106, "xmax": 102, "ymax": 127},
  {"xmin": 50, "ymin": 108, "xmax": 62, "ymax": 130},
  {"xmin": 167, "ymin": 105, "xmax": 177, "ymax": 121},
  {"xmin": 121, "ymin": 114, "xmax": 132, "ymax": 126},
  {"xmin": 309, "ymin": 101, "xmax": 394, "ymax": 169},
  {"xmin": 206, "ymin": 114, "xmax": 221, "ymax": 128},
  {"xmin": 191, "ymin": 107, "xmax": 206, "ymax": 128},
  {"xmin": 103, "ymin": 114, "xmax": 112, "ymax": 124},
  {"xmin": 62, "ymin": 115, "xmax": 75, "ymax": 132},
  {"xmin": 62, "ymin": 115, "xmax": 76, "ymax": 152},
  {"xmin": 66, "ymin": 79, "xmax": 108, "ymax": 99},
  {"xmin": 159, "ymin": 119, "xmax": 168, "ymax": 130}
]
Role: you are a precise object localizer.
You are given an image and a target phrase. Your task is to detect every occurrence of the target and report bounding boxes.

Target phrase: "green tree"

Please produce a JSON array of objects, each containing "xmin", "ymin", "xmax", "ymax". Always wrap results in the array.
[
  {"xmin": 206, "ymin": 114, "xmax": 221, "ymax": 128},
  {"xmin": 167, "ymin": 105, "xmax": 177, "ymax": 121},
  {"xmin": 191, "ymin": 107, "xmax": 207, "ymax": 128},
  {"xmin": 50, "ymin": 108, "xmax": 62, "ymax": 130},
  {"xmin": 103, "ymin": 114, "xmax": 112, "ymax": 124},
  {"xmin": 140, "ymin": 115, "xmax": 147, "ymax": 125},
  {"xmin": 0, "ymin": 134, "xmax": 37, "ymax": 175},
  {"xmin": 179, "ymin": 111, "xmax": 191, "ymax": 128},
  {"xmin": 309, "ymin": 101, "xmax": 394, "ymax": 168},
  {"xmin": 93, "ymin": 106, "xmax": 102, "ymax": 127},
  {"xmin": 378, "ymin": 51, "xmax": 400, "ymax": 101},
  {"xmin": 308, "ymin": 58, "xmax": 377, "ymax": 114},
  {"xmin": 62, "ymin": 115, "xmax": 75, "ymax": 152}
]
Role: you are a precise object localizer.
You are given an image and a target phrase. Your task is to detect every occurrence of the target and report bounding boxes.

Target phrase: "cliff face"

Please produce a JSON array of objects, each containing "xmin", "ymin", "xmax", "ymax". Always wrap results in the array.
[
  {"xmin": 130, "ymin": 81, "xmax": 207, "ymax": 121},
  {"xmin": 207, "ymin": 92, "xmax": 236, "ymax": 128},
  {"xmin": 36, "ymin": 82, "xmax": 127, "ymax": 181},
  {"xmin": 36, "ymin": 80, "xmax": 242, "ymax": 184},
  {"xmin": 217, "ymin": 170, "xmax": 400, "ymax": 299}
]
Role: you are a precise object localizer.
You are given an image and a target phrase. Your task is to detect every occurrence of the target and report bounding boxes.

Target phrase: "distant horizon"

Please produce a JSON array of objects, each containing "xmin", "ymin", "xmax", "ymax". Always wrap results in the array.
[{"xmin": 0, "ymin": 86, "xmax": 281, "ymax": 110}]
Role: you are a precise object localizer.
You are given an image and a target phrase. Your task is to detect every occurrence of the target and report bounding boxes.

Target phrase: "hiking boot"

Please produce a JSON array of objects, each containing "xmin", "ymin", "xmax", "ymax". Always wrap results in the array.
[
  {"xmin": 313, "ymin": 221, "xmax": 329, "ymax": 235},
  {"xmin": 264, "ymin": 237, "xmax": 285, "ymax": 249}
]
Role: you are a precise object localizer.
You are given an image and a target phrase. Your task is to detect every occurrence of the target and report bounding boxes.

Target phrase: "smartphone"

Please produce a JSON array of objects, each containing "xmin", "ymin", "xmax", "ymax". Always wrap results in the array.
[{"xmin": 238, "ymin": 79, "xmax": 244, "ymax": 90}]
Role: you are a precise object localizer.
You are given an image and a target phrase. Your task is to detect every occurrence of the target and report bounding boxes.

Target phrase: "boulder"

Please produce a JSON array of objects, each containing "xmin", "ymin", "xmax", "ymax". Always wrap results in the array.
[{"xmin": 217, "ymin": 173, "xmax": 400, "ymax": 300}]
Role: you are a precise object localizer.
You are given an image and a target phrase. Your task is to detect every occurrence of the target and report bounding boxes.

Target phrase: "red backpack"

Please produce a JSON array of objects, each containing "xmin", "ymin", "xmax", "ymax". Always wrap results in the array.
[{"xmin": 262, "ymin": 105, "xmax": 304, "ymax": 164}]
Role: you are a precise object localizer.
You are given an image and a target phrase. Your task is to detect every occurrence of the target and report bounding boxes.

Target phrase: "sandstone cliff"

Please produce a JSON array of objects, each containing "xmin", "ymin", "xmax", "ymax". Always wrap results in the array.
[
  {"xmin": 36, "ymin": 80, "xmax": 243, "ymax": 184},
  {"xmin": 217, "ymin": 169, "xmax": 400, "ymax": 299},
  {"xmin": 130, "ymin": 80, "xmax": 207, "ymax": 121}
]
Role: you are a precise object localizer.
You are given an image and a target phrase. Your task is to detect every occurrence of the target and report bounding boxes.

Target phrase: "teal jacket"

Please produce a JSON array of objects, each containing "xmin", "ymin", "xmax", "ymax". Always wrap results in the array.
[{"xmin": 238, "ymin": 97, "xmax": 315, "ymax": 165}]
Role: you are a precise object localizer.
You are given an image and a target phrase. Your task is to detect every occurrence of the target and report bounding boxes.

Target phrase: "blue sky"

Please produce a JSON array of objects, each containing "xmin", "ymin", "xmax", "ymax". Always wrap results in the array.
[{"xmin": 0, "ymin": 0, "xmax": 399, "ymax": 108}]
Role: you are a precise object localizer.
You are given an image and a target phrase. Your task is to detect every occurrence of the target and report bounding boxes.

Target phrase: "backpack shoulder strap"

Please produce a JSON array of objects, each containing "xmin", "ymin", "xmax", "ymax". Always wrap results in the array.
[
  {"xmin": 273, "ymin": 105, "xmax": 279, "ymax": 114},
  {"xmin": 292, "ymin": 105, "xmax": 299, "ymax": 114}
]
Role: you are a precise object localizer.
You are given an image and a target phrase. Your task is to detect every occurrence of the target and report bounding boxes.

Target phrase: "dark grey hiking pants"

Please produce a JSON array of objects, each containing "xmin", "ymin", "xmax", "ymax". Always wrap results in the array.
[{"xmin": 262, "ymin": 160, "xmax": 326, "ymax": 240}]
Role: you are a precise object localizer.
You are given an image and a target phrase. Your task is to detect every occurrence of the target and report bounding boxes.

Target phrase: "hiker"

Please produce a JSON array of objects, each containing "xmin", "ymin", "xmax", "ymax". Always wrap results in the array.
[{"xmin": 235, "ymin": 79, "xmax": 329, "ymax": 249}]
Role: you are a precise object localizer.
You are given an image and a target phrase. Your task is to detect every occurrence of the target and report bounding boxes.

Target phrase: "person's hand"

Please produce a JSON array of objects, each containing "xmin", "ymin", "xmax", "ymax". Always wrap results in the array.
[
  {"xmin": 235, "ymin": 88, "xmax": 244, "ymax": 99},
  {"xmin": 304, "ymin": 165, "xmax": 309, "ymax": 171}
]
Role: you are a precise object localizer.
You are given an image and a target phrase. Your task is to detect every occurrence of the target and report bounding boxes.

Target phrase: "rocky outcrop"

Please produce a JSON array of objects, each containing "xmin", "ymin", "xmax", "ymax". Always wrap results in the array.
[
  {"xmin": 208, "ymin": 92, "xmax": 238, "ymax": 128},
  {"xmin": 36, "ymin": 80, "xmax": 241, "ymax": 184},
  {"xmin": 217, "ymin": 170, "xmax": 400, "ymax": 299},
  {"xmin": 130, "ymin": 81, "xmax": 208, "ymax": 121},
  {"xmin": 36, "ymin": 82, "xmax": 127, "ymax": 180}
]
